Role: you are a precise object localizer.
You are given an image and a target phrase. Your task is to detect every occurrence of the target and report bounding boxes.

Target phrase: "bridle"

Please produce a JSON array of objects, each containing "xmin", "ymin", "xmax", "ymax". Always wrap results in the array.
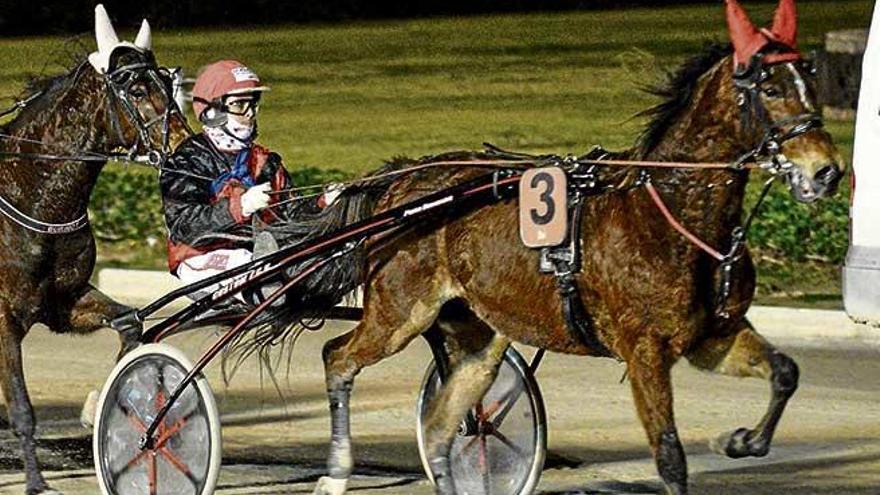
[
  {"xmin": 102, "ymin": 60, "xmax": 189, "ymax": 166},
  {"xmin": 730, "ymin": 53, "xmax": 824, "ymax": 172},
  {"xmin": 689, "ymin": 52, "xmax": 826, "ymax": 317},
  {"xmin": 0, "ymin": 55, "xmax": 192, "ymax": 234}
]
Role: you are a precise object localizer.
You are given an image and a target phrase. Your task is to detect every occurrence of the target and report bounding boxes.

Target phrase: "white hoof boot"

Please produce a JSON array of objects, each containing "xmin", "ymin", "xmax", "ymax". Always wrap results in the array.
[
  {"xmin": 80, "ymin": 389, "xmax": 99, "ymax": 429},
  {"xmin": 312, "ymin": 476, "xmax": 348, "ymax": 495}
]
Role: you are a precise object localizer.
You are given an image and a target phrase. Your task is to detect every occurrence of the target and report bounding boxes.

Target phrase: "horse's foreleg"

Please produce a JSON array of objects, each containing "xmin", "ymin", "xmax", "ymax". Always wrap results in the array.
[
  {"xmin": 60, "ymin": 285, "xmax": 139, "ymax": 360},
  {"xmin": 627, "ymin": 337, "xmax": 687, "ymax": 495},
  {"xmin": 0, "ymin": 305, "xmax": 49, "ymax": 494},
  {"xmin": 686, "ymin": 318, "xmax": 798, "ymax": 459},
  {"xmin": 50, "ymin": 285, "xmax": 139, "ymax": 428},
  {"xmin": 422, "ymin": 331, "xmax": 509, "ymax": 495}
]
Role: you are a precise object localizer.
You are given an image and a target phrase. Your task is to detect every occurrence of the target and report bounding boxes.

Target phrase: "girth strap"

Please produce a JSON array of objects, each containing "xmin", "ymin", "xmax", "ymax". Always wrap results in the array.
[{"xmin": 540, "ymin": 188, "xmax": 614, "ymax": 358}]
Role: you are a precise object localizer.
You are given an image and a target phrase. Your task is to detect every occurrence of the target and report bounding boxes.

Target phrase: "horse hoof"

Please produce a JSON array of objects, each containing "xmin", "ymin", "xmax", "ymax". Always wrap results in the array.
[
  {"xmin": 80, "ymin": 390, "xmax": 99, "ymax": 429},
  {"xmin": 312, "ymin": 476, "xmax": 348, "ymax": 495},
  {"xmin": 710, "ymin": 427, "xmax": 767, "ymax": 459}
]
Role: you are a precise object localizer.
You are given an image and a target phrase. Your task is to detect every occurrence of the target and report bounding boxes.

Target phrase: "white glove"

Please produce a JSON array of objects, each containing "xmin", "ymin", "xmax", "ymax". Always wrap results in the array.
[
  {"xmin": 241, "ymin": 183, "xmax": 272, "ymax": 217},
  {"xmin": 322, "ymin": 183, "xmax": 344, "ymax": 207}
]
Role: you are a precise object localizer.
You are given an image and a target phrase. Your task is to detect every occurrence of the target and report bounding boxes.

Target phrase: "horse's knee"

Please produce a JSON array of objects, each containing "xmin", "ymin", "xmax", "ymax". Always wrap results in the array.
[{"xmin": 769, "ymin": 351, "xmax": 799, "ymax": 398}]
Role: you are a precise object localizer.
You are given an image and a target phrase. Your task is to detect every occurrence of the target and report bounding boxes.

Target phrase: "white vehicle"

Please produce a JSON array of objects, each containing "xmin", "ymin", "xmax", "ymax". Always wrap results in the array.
[{"xmin": 844, "ymin": 0, "xmax": 880, "ymax": 325}]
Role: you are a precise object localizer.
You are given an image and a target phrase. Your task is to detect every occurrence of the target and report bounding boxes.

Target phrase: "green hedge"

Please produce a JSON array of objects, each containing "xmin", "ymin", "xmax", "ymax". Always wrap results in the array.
[
  {"xmin": 88, "ymin": 164, "xmax": 353, "ymax": 243},
  {"xmin": 745, "ymin": 178, "xmax": 850, "ymax": 264}
]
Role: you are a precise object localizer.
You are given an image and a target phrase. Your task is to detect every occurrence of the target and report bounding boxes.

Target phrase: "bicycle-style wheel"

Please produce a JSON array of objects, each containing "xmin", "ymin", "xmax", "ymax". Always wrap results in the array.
[
  {"xmin": 416, "ymin": 347, "xmax": 547, "ymax": 495},
  {"xmin": 93, "ymin": 343, "xmax": 222, "ymax": 495}
]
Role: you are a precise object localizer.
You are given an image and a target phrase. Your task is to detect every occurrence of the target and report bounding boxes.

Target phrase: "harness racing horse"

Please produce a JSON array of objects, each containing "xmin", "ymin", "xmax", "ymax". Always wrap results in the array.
[
  {"xmin": 311, "ymin": 1, "xmax": 845, "ymax": 494},
  {"xmin": 0, "ymin": 7, "xmax": 188, "ymax": 494}
]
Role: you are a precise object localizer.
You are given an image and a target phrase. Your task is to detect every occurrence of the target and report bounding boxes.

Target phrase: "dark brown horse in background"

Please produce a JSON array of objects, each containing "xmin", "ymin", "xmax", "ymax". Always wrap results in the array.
[
  {"xmin": 0, "ymin": 9, "xmax": 188, "ymax": 494},
  {"xmin": 308, "ymin": 1, "xmax": 844, "ymax": 494}
]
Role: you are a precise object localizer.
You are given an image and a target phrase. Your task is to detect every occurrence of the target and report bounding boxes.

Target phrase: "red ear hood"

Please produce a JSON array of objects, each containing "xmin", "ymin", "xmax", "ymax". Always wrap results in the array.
[
  {"xmin": 767, "ymin": 0, "xmax": 798, "ymax": 47},
  {"xmin": 726, "ymin": 0, "xmax": 800, "ymax": 68}
]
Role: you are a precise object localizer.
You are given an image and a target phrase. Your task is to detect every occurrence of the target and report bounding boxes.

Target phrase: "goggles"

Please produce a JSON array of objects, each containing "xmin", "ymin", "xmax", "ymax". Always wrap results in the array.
[{"xmin": 221, "ymin": 93, "xmax": 261, "ymax": 117}]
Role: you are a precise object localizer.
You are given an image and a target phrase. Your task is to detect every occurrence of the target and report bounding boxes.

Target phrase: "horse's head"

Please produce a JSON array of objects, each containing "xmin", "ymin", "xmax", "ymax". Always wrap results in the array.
[
  {"xmin": 726, "ymin": 0, "xmax": 845, "ymax": 203},
  {"xmin": 87, "ymin": 5, "xmax": 190, "ymax": 165}
]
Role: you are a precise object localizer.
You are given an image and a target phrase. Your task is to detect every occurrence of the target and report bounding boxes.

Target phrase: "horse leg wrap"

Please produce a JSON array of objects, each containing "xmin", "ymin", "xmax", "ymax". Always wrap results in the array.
[
  {"xmin": 312, "ymin": 476, "xmax": 348, "ymax": 495},
  {"xmin": 327, "ymin": 385, "xmax": 353, "ymax": 479},
  {"xmin": 657, "ymin": 427, "xmax": 688, "ymax": 495}
]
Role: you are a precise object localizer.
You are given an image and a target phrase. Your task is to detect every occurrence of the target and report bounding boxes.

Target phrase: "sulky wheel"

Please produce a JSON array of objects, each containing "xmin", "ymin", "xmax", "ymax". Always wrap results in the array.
[
  {"xmin": 416, "ymin": 347, "xmax": 547, "ymax": 495},
  {"xmin": 93, "ymin": 343, "xmax": 222, "ymax": 495}
]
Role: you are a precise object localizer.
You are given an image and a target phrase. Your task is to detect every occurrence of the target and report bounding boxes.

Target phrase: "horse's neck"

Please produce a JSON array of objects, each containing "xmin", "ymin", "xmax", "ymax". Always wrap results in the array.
[
  {"xmin": 0, "ymin": 69, "xmax": 110, "ymax": 219},
  {"xmin": 642, "ymin": 58, "xmax": 756, "ymax": 244}
]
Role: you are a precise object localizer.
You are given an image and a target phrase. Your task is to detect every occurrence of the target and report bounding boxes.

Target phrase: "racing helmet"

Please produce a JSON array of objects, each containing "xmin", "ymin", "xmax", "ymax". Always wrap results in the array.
[{"xmin": 191, "ymin": 60, "xmax": 270, "ymax": 127}]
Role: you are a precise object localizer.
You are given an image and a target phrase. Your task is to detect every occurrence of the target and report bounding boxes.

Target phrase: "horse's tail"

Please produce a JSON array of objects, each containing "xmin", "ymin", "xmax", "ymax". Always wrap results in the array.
[{"xmin": 219, "ymin": 158, "xmax": 413, "ymax": 386}]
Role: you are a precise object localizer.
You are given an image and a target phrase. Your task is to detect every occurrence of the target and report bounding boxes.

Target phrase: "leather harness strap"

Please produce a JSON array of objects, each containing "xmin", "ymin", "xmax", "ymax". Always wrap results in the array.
[
  {"xmin": 538, "ymin": 162, "xmax": 615, "ymax": 359},
  {"xmin": 0, "ymin": 194, "xmax": 88, "ymax": 234}
]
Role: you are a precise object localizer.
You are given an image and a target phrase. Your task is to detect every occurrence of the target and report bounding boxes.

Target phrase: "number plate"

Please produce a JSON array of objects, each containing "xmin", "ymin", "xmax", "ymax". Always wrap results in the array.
[{"xmin": 519, "ymin": 167, "xmax": 568, "ymax": 248}]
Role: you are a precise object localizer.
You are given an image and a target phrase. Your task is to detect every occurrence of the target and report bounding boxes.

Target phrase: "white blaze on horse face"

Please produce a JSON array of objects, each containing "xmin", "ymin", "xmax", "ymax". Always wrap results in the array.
[
  {"xmin": 785, "ymin": 62, "xmax": 813, "ymax": 112},
  {"xmin": 87, "ymin": 4, "xmax": 151, "ymax": 73}
]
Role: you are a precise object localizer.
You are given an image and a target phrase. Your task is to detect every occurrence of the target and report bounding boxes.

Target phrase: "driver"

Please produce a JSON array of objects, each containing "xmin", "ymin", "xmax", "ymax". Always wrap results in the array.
[{"xmin": 160, "ymin": 60, "xmax": 291, "ymax": 297}]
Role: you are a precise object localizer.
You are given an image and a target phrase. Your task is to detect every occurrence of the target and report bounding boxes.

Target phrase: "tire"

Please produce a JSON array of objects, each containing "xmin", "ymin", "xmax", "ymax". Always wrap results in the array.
[
  {"xmin": 416, "ymin": 347, "xmax": 547, "ymax": 495},
  {"xmin": 93, "ymin": 343, "xmax": 222, "ymax": 495}
]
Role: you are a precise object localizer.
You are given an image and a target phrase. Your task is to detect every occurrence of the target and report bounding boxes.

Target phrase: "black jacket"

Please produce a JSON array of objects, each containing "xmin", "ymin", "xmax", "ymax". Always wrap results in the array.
[{"xmin": 160, "ymin": 133, "xmax": 292, "ymax": 272}]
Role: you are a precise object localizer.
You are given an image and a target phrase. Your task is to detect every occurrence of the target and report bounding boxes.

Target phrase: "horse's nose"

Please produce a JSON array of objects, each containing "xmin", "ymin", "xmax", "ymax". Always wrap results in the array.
[{"xmin": 814, "ymin": 164, "xmax": 842, "ymax": 187}]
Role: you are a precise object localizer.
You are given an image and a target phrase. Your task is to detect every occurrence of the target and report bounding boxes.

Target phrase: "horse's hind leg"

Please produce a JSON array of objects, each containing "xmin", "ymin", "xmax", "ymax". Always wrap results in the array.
[
  {"xmin": 627, "ymin": 336, "xmax": 688, "ymax": 495},
  {"xmin": 686, "ymin": 318, "xmax": 798, "ymax": 458},
  {"xmin": 0, "ymin": 304, "xmax": 49, "ymax": 494},
  {"xmin": 422, "ymin": 316, "xmax": 509, "ymax": 495},
  {"xmin": 316, "ymin": 283, "xmax": 449, "ymax": 494}
]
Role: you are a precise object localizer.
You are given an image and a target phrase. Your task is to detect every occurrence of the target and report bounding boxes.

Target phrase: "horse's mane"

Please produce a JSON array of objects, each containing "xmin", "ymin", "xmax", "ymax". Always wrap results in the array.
[
  {"xmin": 635, "ymin": 42, "xmax": 733, "ymax": 158},
  {"xmin": 2, "ymin": 37, "xmax": 90, "ymax": 133}
]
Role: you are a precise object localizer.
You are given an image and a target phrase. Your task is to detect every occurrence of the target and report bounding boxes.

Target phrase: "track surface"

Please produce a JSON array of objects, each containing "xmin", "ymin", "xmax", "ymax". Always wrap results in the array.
[{"xmin": 0, "ymin": 316, "xmax": 878, "ymax": 494}]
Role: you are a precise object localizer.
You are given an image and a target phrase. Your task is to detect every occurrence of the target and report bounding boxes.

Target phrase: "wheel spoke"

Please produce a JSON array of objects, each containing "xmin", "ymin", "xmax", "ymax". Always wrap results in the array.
[
  {"xmin": 126, "ymin": 410, "xmax": 147, "ymax": 433},
  {"xmin": 110, "ymin": 448, "xmax": 146, "ymax": 484},
  {"xmin": 479, "ymin": 432, "xmax": 491, "ymax": 494},
  {"xmin": 148, "ymin": 452, "xmax": 158, "ymax": 495},
  {"xmin": 156, "ymin": 416, "xmax": 189, "ymax": 449},
  {"xmin": 490, "ymin": 429, "xmax": 527, "ymax": 460},
  {"xmin": 159, "ymin": 445, "xmax": 201, "ymax": 488},
  {"xmin": 491, "ymin": 381, "xmax": 525, "ymax": 428}
]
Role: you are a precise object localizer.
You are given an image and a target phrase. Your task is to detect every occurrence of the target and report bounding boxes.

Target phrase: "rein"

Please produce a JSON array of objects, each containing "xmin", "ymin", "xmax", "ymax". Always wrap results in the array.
[{"xmin": 0, "ymin": 60, "xmax": 191, "ymax": 234}]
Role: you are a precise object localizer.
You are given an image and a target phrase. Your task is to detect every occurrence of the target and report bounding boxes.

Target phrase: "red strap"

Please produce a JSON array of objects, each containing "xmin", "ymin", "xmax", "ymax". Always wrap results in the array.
[{"xmin": 644, "ymin": 182, "xmax": 725, "ymax": 261}]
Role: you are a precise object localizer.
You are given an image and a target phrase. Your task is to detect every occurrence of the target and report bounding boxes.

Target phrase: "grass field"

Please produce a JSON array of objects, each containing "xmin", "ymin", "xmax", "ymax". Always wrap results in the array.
[{"xmin": 0, "ymin": 1, "xmax": 874, "ymax": 303}]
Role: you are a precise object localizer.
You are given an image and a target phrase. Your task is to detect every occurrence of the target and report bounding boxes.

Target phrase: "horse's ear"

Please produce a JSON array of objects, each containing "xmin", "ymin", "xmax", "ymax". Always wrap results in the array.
[
  {"xmin": 725, "ymin": 0, "xmax": 768, "ymax": 67},
  {"xmin": 135, "ymin": 19, "xmax": 152, "ymax": 51},
  {"xmin": 93, "ymin": 4, "xmax": 120, "ymax": 57},
  {"xmin": 768, "ymin": 0, "xmax": 797, "ymax": 48}
]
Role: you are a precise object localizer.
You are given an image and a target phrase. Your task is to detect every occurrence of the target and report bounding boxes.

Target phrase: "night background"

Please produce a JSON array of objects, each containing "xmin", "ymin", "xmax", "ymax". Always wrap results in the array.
[{"xmin": 4, "ymin": 1, "xmax": 725, "ymax": 35}]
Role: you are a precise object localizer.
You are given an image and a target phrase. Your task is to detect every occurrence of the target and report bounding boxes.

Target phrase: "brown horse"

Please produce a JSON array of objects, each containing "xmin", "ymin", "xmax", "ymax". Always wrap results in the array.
[
  {"xmin": 309, "ymin": 2, "xmax": 845, "ymax": 494},
  {"xmin": 0, "ymin": 9, "xmax": 188, "ymax": 494}
]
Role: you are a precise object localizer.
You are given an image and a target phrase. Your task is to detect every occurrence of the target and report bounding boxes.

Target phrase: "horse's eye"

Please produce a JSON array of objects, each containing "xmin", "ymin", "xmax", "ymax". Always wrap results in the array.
[
  {"xmin": 763, "ymin": 86, "xmax": 782, "ymax": 98},
  {"xmin": 129, "ymin": 86, "xmax": 148, "ymax": 100}
]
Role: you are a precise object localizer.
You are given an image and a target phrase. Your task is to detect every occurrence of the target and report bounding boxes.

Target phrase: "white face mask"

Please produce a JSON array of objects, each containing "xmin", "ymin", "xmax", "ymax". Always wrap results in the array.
[
  {"xmin": 225, "ymin": 118, "xmax": 255, "ymax": 142},
  {"xmin": 204, "ymin": 117, "xmax": 257, "ymax": 152}
]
